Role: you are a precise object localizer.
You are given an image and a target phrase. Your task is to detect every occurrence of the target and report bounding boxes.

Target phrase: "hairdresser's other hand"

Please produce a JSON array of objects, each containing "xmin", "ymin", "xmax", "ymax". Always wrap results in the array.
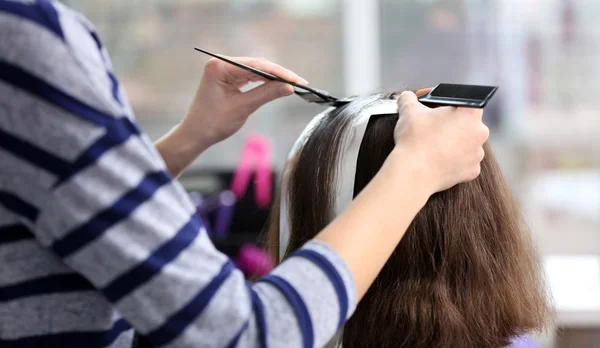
[
  {"xmin": 180, "ymin": 56, "xmax": 308, "ymax": 150},
  {"xmin": 393, "ymin": 91, "xmax": 489, "ymax": 193}
]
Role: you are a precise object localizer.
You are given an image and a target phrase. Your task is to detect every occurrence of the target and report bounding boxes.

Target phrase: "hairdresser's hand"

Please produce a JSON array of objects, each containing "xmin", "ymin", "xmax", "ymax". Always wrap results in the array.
[
  {"xmin": 181, "ymin": 56, "xmax": 308, "ymax": 149},
  {"xmin": 393, "ymin": 91, "xmax": 489, "ymax": 193},
  {"xmin": 156, "ymin": 57, "xmax": 306, "ymax": 177}
]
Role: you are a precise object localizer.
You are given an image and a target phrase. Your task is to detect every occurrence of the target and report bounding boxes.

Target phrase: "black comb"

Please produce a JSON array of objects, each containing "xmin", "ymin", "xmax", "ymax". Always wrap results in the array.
[{"xmin": 194, "ymin": 48, "xmax": 350, "ymax": 106}]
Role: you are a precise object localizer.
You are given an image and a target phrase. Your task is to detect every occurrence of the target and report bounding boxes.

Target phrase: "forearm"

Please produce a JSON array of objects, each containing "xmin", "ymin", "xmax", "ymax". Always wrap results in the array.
[
  {"xmin": 41, "ymin": 121, "xmax": 355, "ymax": 347},
  {"xmin": 315, "ymin": 146, "xmax": 431, "ymax": 299},
  {"xmin": 155, "ymin": 124, "xmax": 211, "ymax": 178}
]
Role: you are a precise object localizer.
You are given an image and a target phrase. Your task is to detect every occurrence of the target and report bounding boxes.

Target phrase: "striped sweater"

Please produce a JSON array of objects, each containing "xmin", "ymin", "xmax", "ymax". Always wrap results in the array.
[{"xmin": 0, "ymin": 1, "xmax": 357, "ymax": 347}]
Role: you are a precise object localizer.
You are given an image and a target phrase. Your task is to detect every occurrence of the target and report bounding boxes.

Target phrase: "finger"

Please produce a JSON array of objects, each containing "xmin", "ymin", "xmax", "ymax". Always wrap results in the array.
[
  {"xmin": 478, "ymin": 124, "xmax": 490, "ymax": 144},
  {"xmin": 223, "ymin": 57, "xmax": 309, "ymax": 85},
  {"xmin": 475, "ymin": 109, "xmax": 484, "ymax": 120},
  {"xmin": 477, "ymin": 147, "xmax": 486, "ymax": 162},
  {"xmin": 248, "ymin": 75, "xmax": 268, "ymax": 82},
  {"xmin": 235, "ymin": 76, "xmax": 268, "ymax": 89},
  {"xmin": 236, "ymin": 81, "xmax": 294, "ymax": 115},
  {"xmin": 460, "ymin": 107, "xmax": 484, "ymax": 120},
  {"xmin": 397, "ymin": 91, "xmax": 419, "ymax": 111},
  {"xmin": 415, "ymin": 88, "xmax": 433, "ymax": 97}
]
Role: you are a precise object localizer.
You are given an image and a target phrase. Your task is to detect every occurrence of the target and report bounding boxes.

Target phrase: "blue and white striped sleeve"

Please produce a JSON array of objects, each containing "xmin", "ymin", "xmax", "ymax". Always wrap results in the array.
[{"xmin": 0, "ymin": 1, "xmax": 357, "ymax": 347}]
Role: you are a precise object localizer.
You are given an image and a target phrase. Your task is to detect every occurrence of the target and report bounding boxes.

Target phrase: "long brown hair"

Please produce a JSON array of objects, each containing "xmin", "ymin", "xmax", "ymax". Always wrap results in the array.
[{"xmin": 267, "ymin": 93, "xmax": 551, "ymax": 348}]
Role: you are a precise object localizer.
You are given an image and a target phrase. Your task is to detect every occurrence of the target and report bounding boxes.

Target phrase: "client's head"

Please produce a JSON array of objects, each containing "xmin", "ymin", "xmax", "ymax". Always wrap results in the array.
[{"xmin": 266, "ymin": 92, "xmax": 551, "ymax": 348}]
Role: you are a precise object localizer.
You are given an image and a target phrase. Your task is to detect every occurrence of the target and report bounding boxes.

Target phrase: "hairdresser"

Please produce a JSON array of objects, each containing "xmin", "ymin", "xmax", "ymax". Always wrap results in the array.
[{"xmin": 0, "ymin": 1, "xmax": 488, "ymax": 347}]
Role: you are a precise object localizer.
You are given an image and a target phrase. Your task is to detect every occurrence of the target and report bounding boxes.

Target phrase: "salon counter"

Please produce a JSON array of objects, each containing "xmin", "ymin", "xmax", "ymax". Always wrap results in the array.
[{"xmin": 544, "ymin": 255, "xmax": 600, "ymax": 348}]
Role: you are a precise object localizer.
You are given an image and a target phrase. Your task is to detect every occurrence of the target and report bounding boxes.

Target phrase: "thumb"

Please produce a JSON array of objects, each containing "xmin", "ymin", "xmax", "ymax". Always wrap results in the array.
[
  {"xmin": 238, "ymin": 82, "xmax": 294, "ymax": 114},
  {"xmin": 397, "ymin": 91, "xmax": 419, "ymax": 110}
]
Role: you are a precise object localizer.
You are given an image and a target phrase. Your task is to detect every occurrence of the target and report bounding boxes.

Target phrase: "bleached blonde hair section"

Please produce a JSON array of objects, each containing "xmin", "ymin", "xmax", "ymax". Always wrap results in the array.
[{"xmin": 279, "ymin": 98, "xmax": 399, "ymax": 259}]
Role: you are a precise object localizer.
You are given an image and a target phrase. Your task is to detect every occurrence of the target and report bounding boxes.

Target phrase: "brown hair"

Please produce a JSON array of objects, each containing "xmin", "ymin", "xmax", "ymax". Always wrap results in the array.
[{"xmin": 266, "ymin": 93, "xmax": 551, "ymax": 348}]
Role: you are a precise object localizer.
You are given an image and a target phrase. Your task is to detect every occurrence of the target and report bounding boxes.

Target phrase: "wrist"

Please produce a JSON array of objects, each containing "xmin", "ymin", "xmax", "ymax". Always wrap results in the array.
[
  {"xmin": 154, "ymin": 123, "xmax": 212, "ymax": 178},
  {"xmin": 170, "ymin": 122, "xmax": 213, "ymax": 156}
]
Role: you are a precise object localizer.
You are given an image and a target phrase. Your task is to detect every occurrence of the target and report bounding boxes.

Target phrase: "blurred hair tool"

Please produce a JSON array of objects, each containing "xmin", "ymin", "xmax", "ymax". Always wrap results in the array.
[
  {"xmin": 195, "ymin": 191, "xmax": 236, "ymax": 242},
  {"xmin": 194, "ymin": 47, "xmax": 353, "ymax": 106}
]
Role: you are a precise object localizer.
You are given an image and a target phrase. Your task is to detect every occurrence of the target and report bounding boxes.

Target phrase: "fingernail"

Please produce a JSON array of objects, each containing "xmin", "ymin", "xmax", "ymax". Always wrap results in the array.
[
  {"xmin": 298, "ymin": 77, "xmax": 309, "ymax": 85},
  {"xmin": 280, "ymin": 85, "xmax": 294, "ymax": 96}
]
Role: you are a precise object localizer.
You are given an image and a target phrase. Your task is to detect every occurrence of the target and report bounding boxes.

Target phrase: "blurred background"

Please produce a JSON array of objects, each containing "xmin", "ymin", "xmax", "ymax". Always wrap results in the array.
[{"xmin": 62, "ymin": 0, "xmax": 600, "ymax": 346}]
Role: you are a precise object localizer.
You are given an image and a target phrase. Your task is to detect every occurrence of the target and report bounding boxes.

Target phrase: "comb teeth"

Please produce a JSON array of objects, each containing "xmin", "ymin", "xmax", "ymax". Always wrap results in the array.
[
  {"xmin": 310, "ymin": 88, "xmax": 332, "ymax": 97},
  {"xmin": 295, "ymin": 90, "xmax": 334, "ymax": 103},
  {"xmin": 296, "ymin": 92, "xmax": 329, "ymax": 103}
]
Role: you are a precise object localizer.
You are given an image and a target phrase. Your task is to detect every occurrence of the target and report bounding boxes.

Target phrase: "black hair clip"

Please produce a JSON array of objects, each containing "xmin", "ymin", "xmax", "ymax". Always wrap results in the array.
[{"xmin": 194, "ymin": 48, "xmax": 352, "ymax": 107}]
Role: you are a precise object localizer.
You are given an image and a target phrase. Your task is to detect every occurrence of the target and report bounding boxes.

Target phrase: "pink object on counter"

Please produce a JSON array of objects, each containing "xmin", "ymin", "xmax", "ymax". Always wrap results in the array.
[
  {"xmin": 230, "ymin": 135, "xmax": 272, "ymax": 208},
  {"xmin": 235, "ymin": 244, "xmax": 274, "ymax": 279}
]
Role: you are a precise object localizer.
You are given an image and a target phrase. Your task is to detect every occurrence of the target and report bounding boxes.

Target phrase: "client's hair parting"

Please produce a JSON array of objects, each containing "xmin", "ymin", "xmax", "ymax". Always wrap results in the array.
[{"xmin": 266, "ymin": 92, "xmax": 551, "ymax": 348}]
